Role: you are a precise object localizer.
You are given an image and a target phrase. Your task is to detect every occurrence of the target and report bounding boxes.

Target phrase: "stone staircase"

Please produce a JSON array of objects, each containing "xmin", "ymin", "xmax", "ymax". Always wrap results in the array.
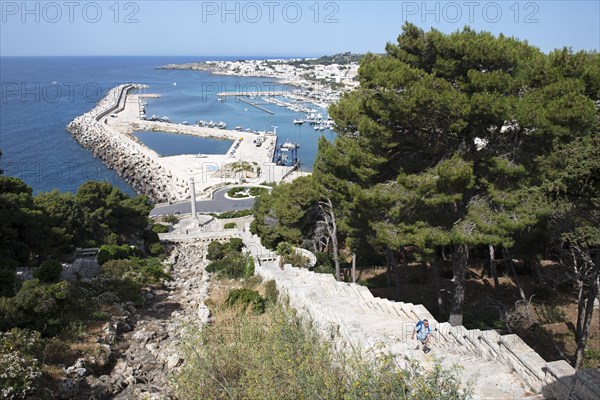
[
  {"xmin": 164, "ymin": 226, "xmax": 598, "ymax": 399},
  {"xmin": 256, "ymin": 261, "xmax": 539, "ymax": 399}
]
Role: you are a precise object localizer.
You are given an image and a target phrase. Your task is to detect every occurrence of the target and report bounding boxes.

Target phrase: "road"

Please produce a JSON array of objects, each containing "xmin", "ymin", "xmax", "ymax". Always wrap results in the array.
[{"xmin": 150, "ymin": 187, "xmax": 256, "ymax": 216}]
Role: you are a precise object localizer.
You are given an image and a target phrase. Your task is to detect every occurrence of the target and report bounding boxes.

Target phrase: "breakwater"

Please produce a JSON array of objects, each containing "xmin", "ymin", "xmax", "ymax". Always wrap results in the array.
[{"xmin": 67, "ymin": 84, "xmax": 189, "ymax": 203}]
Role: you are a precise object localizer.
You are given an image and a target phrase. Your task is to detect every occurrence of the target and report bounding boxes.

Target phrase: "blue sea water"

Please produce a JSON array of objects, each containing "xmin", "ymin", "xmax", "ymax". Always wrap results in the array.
[
  {"xmin": 0, "ymin": 56, "xmax": 334, "ymax": 196},
  {"xmin": 134, "ymin": 131, "xmax": 233, "ymax": 157}
]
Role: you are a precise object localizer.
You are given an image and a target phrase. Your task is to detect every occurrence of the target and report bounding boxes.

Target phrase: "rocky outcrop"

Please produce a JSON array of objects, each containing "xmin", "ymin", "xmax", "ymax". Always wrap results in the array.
[
  {"xmin": 66, "ymin": 84, "xmax": 188, "ymax": 203},
  {"xmin": 56, "ymin": 243, "xmax": 210, "ymax": 399}
]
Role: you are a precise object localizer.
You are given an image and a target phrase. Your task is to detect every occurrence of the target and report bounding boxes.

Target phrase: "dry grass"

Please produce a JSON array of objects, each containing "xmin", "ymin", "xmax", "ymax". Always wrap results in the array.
[{"xmin": 172, "ymin": 281, "xmax": 471, "ymax": 400}]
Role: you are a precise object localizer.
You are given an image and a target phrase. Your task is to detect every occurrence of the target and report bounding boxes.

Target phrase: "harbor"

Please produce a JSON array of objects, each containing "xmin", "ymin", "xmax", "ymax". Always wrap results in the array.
[{"xmin": 68, "ymin": 84, "xmax": 305, "ymax": 203}]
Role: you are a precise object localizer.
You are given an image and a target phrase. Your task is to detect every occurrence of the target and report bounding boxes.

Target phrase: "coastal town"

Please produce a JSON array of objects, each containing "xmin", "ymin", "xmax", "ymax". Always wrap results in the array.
[{"xmin": 159, "ymin": 53, "xmax": 362, "ymax": 109}]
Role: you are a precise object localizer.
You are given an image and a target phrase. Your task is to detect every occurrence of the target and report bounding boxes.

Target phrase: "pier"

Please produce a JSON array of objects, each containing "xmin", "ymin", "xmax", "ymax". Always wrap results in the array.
[
  {"xmin": 236, "ymin": 97, "xmax": 275, "ymax": 115},
  {"xmin": 217, "ymin": 91, "xmax": 287, "ymax": 97}
]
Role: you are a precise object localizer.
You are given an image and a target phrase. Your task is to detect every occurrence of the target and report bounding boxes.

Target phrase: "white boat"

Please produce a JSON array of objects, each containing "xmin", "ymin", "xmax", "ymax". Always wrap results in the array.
[
  {"xmin": 281, "ymin": 141, "xmax": 298, "ymax": 150},
  {"xmin": 293, "ymin": 119, "xmax": 305, "ymax": 125}
]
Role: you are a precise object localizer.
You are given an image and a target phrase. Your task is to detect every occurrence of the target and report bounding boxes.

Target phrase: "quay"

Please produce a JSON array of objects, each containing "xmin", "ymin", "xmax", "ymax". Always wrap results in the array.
[
  {"xmin": 217, "ymin": 91, "xmax": 288, "ymax": 97},
  {"xmin": 236, "ymin": 96, "xmax": 275, "ymax": 115}
]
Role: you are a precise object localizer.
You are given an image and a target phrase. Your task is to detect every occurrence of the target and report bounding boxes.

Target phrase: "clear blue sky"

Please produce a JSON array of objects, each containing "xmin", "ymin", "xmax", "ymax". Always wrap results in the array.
[{"xmin": 1, "ymin": 1, "xmax": 598, "ymax": 56}]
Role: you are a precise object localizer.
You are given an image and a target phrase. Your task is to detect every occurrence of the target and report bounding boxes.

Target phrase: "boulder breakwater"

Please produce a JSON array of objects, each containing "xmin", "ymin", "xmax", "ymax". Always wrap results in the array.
[{"xmin": 67, "ymin": 84, "xmax": 189, "ymax": 203}]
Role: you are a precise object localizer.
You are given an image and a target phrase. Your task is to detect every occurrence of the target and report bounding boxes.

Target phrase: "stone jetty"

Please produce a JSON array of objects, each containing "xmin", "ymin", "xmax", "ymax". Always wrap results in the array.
[
  {"xmin": 67, "ymin": 84, "xmax": 189, "ymax": 203},
  {"xmin": 67, "ymin": 83, "xmax": 295, "ymax": 203}
]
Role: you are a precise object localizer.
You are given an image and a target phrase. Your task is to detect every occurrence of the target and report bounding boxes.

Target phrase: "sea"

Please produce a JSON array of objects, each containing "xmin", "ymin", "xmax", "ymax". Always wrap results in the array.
[{"xmin": 0, "ymin": 56, "xmax": 335, "ymax": 196}]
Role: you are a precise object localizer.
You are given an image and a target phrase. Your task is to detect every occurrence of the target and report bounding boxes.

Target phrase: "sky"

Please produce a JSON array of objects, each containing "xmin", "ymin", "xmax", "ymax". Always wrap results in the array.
[{"xmin": 1, "ymin": 1, "xmax": 598, "ymax": 56}]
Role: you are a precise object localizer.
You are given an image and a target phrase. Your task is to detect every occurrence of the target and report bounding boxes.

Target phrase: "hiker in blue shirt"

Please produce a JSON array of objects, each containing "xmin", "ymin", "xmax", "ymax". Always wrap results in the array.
[{"xmin": 411, "ymin": 319, "xmax": 432, "ymax": 352}]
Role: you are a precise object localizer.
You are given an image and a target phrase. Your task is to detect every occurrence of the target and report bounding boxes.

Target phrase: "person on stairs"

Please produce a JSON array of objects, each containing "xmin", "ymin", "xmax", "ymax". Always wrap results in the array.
[{"xmin": 412, "ymin": 319, "xmax": 432, "ymax": 353}]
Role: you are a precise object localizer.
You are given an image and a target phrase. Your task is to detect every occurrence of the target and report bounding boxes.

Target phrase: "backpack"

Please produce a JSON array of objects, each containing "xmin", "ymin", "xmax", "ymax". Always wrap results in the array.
[{"xmin": 415, "ymin": 320, "xmax": 430, "ymax": 334}]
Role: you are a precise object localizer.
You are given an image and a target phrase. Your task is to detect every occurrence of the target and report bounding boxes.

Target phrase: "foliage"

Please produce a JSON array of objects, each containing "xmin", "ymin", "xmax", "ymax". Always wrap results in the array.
[
  {"xmin": 0, "ymin": 177, "xmax": 44, "ymax": 269},
  {"xmin": 0, "ymin": 280, "xmax": 74, "ymax": 335},
  {"xmin": 248, "ymin": 187, "xmax": 268, "ymax": 197},
  {"xmin": 228, "ymin": 187, "xmax": 249, "ymax": 198},
  {"xmin": 535, "ymin": 304, "xmax": 567, "ymax": 324},
  {"xmin": 205, "ymin": 255, "xmax": 248, "ymax": 279},
  {"xmin": 251, "ymin": 177, "xmax": 323, "ymax": 249},
  {"xmin": 148, "ymin": 242, "xmax": 165, "ymax": 257},
  {"xmin": 173, "ymin": 303, "xmax": 471, "ymax": 400},
  {"xmin": 0, "ymin": 269, "xmax": 17, "ymax": 298},
  {"xmin": 0, "ymin": 330, "xmax": 41, "ymax": 400},
  {"xmin": 225, "ymin": 288, "xmax": 265, "ymax": 313},
  {"xmin": 74, "ymin": 181, "xmax": 151, "ymax": 246},
  {"xmin": 33, "ymin": 260, "xmax": 62, "ymax": 283},
  {"xmin": 210, "ymin": 209, "xmax": 253, "ymax": 219},
  {"xmin": 100, "ymin": 258, "xmax": 170, "ymax": 285},
  {"xmin": 224, "ymin": 222, "xmax": 236, "ymax": 230},
  {"xmin": 162, "ymin": 214, "xmax": 180, "ymax": 224},
  {"xmin": 206, "ymin": 241, "xmax": 224, "ymax": 261},
  {"xmin": 243, "ymin": 256, "xmax": 255, "ymax": 278},
  {"xmin": 463, "ymin": 311, "xmax": 505, "ymax": 331},
  {"xmin": 263, "ymin": 279, "xmax": 278, "ymax": 304},
  {"xmin": 96, "ymin": 244, "xmax": 139, "ymax": 266},
  {"xmin": 151, "ymin": 224, "xmax": 170, "ymax": 234},
  {"xmin": 282, "ymin": 252, "xmax": 311, "ymax": 268}
]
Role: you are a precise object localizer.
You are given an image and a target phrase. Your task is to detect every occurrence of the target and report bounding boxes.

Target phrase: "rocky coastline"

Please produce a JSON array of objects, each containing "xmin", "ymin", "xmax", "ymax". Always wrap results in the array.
[{"xmin": 66, "ymin": 84, "xmax": 189, "ymax": 203}]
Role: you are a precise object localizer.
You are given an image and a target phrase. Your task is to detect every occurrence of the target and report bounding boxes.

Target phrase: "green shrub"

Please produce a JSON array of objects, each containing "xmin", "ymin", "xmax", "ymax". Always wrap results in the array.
[
  {"xmin": 101, "ymin": 259, "xmax": 137, "ymax": 279},
  {"xmin": 101, "ymin": 258, "xmax": 169, "ymax": 285},
  {"xmin": 139, "ymin": 258, "xmax": 170, "ymax": 284},
  {"xmin": 276, "ymin": 241, "xmax": 294, "ymax": 256},
  {"xmin": 96, "ymin": 244, "xmax": 138, "ymax": 266},
  {"xmin": 282, "ymin": 252, "xmax": 311, "ymax": 268},
  {"xmin": 228, "ymin": 187, "xmax": 249, "ymax": 198},
  {"xmin": 162, "ymin": 214, "xmax": 180, "ymax": 224},
  {"xmin": 151, "ymin": 224, "xmax": 170, "ymax": 234},
  {"xmin": 205, "ymin": 255, "xmax": 247, "ymax": 279},
  {"xmin": 264, "ymin": 280, "xmax": 278, "ymax": 304},
  {"xmin": 91, "ymin": 310, "xmax": 110, "ymax": 321},
  {"xmin": 34, "ymin": 260, "xmax": 62, "ymax": 283},
  {"xmin": 225, "ymin": 238, "xmax": 244, "ymax": 253},
  {"xmin": 206, "ymin": 241, "xmax": 224, "ymax": 261},
  {"xmin": 536, "ymin": 304, "xmax": 567, "ymax": 324},
  {"xmin": 224, "ymin": 222, "xmax": 236, "ymax": 230},
  {"xmin": 583, "ymin": 348, "xmax": 600, "ymax": 369},
  {"xmin": 226, "ymin": 288, "xmax": 265, "ymax": 314},
  {"xmin": 249, "ymin": 187, "xmax": 268, "ymax": 196},
  {"xmin": 463, "ymin": 311, "xmax": 505, "ymax": 330},
  {"xmin": 4, "ymin": 280, "xmax": 74, "ymax": 335},
  {"xmin": 212, "ymin": 209, "xmax": 253, "ymax": 219},
  {"xmin": 243, "ymin": 256, "xmax": 255, "ymax": 278},
  {"xmin": 148, "ymin": 242, "xmax": 165, "ymax": 256}
]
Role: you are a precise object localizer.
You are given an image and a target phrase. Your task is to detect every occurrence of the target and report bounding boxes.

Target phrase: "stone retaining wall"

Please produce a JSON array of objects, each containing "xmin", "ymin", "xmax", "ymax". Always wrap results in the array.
[{"xmin": 67, "ymin": 84, "xmax": 189, "ymax": 203}]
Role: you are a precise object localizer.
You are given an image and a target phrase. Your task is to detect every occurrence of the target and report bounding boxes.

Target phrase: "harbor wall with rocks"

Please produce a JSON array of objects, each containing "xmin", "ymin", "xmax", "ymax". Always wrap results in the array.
[
  {"xmin": 253, "ymin": 254, "xmax": 599, "ymax": 399},
  {"xmin": 67, "ymin": 84, "xmax": 189, "ymax": 203}
]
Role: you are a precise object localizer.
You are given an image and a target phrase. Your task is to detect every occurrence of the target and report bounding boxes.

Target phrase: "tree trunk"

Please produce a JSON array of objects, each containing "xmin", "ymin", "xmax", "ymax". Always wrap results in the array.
[
  {"xmin": 503, "ymin": 247, "xmax": 527, "ymax": 301},
  {"xmin": 449, "ymin": 244, "xmax": 468, "ymax": 326},
  {"xmin": 351, "ymin": 253, "xmax": 356, "ymax": 283},
  {"xmin": 528, "ymin": 256, "xmax": 542, "ymax": 283},
  {"xmin": 320, "ymin": 197, "xmax": 340, "ymax": 281},
  {"xmin": 503, "ymin": 246, "xmax": 530, "ymax": 323},
  {"xmin": 574, "ymin": 278, "xmax": 598, "ymax": 369},
  {"xmin": 489, "ymin": 245, "xmax": 500, "ymax": 289},
  {"xmin": 386, "ymin": 264, "xmax": 392, "ymax": 287},
  {"xmin": 386, "ymin": 248, "xmax": 401, "ymax": 299},
  {"xmin": 431, "ymin": 257, "xmax": 446, "ymax": 317}
]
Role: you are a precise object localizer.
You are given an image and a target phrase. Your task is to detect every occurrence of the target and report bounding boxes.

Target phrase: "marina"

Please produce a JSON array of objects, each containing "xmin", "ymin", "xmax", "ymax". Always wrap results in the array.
[{"xmin": 68, "ymin": 83, "xmax": 307, "ymax": 203}]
